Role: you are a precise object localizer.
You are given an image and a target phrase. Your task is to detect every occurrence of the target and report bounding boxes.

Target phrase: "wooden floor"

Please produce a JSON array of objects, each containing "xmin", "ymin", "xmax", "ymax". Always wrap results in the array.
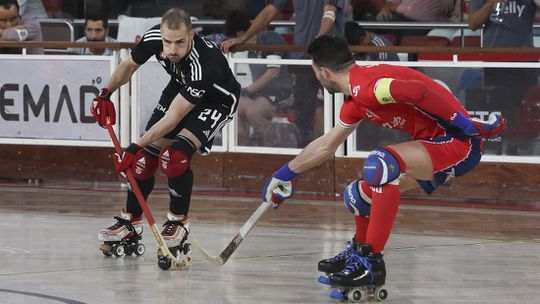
[{"xmin": 0, "ymin": 180, "xmax": 539, "ymax": 304}]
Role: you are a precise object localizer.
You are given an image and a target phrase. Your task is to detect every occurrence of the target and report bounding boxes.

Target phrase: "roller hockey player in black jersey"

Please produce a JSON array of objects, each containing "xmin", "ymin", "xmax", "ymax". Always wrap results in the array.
[{"xmin": 93, "ymin": 8, "xmax": 240, "ymax": 268}]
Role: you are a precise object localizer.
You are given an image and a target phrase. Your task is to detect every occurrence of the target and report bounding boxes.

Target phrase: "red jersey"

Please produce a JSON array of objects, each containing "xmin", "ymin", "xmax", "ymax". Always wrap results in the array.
[{"xmin": 339, "ymin": 64, "xmax": 469, "ymax": 140}]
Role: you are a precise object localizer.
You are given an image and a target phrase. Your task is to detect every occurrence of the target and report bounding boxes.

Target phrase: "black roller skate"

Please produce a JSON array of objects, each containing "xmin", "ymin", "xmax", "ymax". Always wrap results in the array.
[
  {"xmin": 318, "ymin": 238, "xmax": 363, "ymax": 285},
  {"xmin": 98, "ymin": 210, "xmax": 145, "ymax": 257},
  {"xmin": 157, "ymin": 212, "xmax": 192, "ymax": 269},
  {"xmin": 329, "ymin": 245, "xmax": 388, "ymax": 302}
]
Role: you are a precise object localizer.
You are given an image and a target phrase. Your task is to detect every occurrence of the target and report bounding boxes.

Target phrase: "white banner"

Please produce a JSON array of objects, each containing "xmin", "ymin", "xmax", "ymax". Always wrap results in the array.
[{"xmin": 0, "ymin": 55, "xmax": 115, "ymax": 142}]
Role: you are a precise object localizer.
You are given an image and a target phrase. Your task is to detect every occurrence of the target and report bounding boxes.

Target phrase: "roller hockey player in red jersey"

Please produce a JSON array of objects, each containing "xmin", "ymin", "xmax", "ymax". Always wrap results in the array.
[
  {"xmin": 262, "ymin": 35, "xmax": 506, "ymax": 301},
  {"xmin": 93, "ymin": 8, "xmax": 240, "ymax": 265}
]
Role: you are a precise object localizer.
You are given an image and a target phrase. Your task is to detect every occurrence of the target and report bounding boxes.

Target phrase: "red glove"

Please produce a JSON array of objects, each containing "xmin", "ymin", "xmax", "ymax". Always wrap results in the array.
[
  {"xmin": 91, "ymin": 88, "xmax": 115, "ymax": 127},
  {"xmin": 112, "ymin": 143, "xmax": 143, "ymax": 176}
]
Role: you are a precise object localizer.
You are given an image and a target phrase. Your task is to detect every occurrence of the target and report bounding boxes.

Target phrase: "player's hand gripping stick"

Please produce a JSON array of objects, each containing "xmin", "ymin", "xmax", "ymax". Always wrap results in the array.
[
  {"xmin": 451, "ymin": 112, "xmax": 507, "ymax": 138},
  {"xmin": 91, "ymin": 88, "xmax": 116, "ymax": 128},
  {"xmin": 262, "ymin": 163, "xmax": 298, "ymax": 209}
]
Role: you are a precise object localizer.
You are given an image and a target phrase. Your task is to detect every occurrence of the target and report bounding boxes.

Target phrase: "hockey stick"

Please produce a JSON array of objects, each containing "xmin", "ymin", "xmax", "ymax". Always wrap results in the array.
[
  {"xmin": 193, "ymin": 201, "xmax": 272, "ymax": 266},
  {"xmin": 105, "ymin": 123, "xmax": 190, "ymax": 270}
]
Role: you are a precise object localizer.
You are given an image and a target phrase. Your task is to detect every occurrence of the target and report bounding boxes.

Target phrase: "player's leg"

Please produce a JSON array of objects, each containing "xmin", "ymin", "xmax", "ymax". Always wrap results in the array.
[
  {"xmin": 330, "ymin": 141, "xmax": 432, "ymax": 288},
  {"xmin": 98, "ymin": 144, "xmax": 160, "ymax": 250},
  {"xmin": 159, "ymin": 132, "xmax": 199, "ymax": 249},
  {"xmin": 237, "ymin": 95, "xmax": 252, "ymax": 145}
]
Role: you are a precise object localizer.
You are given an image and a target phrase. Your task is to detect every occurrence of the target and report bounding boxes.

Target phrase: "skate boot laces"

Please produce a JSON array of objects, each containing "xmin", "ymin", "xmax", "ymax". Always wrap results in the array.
[
  {"xmin": 344, "ymin": 253, "xmax": 374, "ymax": 281},
  {"xmin": 107, "ymin": 216, "xmax": 133, "ymax": 231},
  {"xmin": 329, "ymin": 241, "xmax": 355, "ymax": 262}
]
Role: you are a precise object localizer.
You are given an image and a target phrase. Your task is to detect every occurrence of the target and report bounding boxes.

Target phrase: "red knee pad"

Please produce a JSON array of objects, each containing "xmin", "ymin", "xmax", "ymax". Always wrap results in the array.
[
  {"xmin": 159, "ymin": 146, "xmax": 190, "ymax": 178},
  {"xmin": 131, "ymin": 149, "xmax": 159, "ymax": 180}
]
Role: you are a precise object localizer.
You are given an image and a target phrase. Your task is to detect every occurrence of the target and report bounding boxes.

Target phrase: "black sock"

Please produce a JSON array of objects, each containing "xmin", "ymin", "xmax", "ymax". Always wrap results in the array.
[
  {"xmin": 126, "ymin": 176, "xmax": 155, "ymax": 218},
  {"xmin": 168, "ymin": 168, "xmax": 193, "ymax": 215}
]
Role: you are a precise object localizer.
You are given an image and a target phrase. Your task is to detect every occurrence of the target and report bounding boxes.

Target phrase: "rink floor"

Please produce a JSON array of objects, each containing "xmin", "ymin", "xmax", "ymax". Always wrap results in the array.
[{"xmin": 0, "ymin": 181, "xmax": 539, "ymax": 304}]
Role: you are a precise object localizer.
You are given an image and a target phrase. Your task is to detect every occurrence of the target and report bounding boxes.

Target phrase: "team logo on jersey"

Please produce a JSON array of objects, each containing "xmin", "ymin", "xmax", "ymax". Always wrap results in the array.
[
  {"xmin": 187, "ymin": 86, "xmax": 205, "ymax": 98},
  {"xmin": 352, "ymin": 85, "xmax": 360, "ymax": 97},
  {"xmin": 203, "ymin": 130, "xmax": 210, "ymax": 138}
]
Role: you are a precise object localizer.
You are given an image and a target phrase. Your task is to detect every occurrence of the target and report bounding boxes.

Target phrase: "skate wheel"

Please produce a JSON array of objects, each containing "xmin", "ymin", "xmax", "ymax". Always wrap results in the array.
[
  {"xmin": 158, "ymin": 256, "xmax": 172, "ymax": 270},
  {"xmin": 330, "ymin": 289, "xmax": 345, "ymax": 300},
  {"xmin": 317, "ymin": 275, "xmax": 331, "ymax": 286},
  {"xmin": 112, "ymin": 244, "xmax": 125, "ymax": 257},
  {"xmin": 347, "ymin": 288, "xmax": 362, "ymax": 303},
  {"xmin": 134, "ymin": 243, "xmax": 145, "ymax": 256},
  {"xmin": 376, "ymin": 288, "xmax": 388, "ymax": 301},
  {"xmin": 182, "ymin": 242, "xmax": 192, "ymax": 255},
  {"xmin": 99, "ymin": 244, "xmax": 112, "ymax": 257}
]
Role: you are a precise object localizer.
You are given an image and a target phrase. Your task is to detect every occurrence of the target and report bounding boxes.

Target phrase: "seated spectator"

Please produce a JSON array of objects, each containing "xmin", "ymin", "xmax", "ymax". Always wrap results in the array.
[
  {"xmin": 224, "ymin": 10, "xmax": 295, "ymax": 146},
  {"xmin": 0, "ymin": 0, "xmax": 43, "ymax": 54},
  {"xmin": 345, "ymin": 21, "xmax": 399, "ymax": 61},
  {"xmin": 67, "ymin": 16, "xmax": 117, "ymax": 55}
]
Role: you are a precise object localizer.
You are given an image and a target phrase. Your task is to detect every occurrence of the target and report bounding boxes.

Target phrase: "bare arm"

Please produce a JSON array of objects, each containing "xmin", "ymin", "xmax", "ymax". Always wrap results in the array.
[
  {"xmin": 317, "ymin": 5, "xmax": 338, "ymax": 37},
  {"xmin": 469, "ymin": 0, "xmax": 501, "ymax": 30},
  {"xmin": 221, "ymin": 4, "xmax": 281, "ymax": 52},
  {"xmin": 288, "ymin": 123, "xmax": 358, "ymax": 173},
  {"xmin": 135, "ymin": 93, "xmax": 195, "ymax": 147},
  {"xmin": 247, "ymin": 67, "xmax": 280, "ymax": 93},
  {"xmin": 105, "ymin": 56, "xmax": 140, "ymax": 93}
]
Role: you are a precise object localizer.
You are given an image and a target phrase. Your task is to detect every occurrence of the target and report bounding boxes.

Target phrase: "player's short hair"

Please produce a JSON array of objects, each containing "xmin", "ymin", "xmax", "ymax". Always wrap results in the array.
[
  {"xmin": 0, "ymin": 0, "xmax": 19, "ymax": 12},
  {"xmin": 224, "ymin": 10, "xmax": 251, "ymax": 38},
  {"xmin": 161, "ymin": 8, "xmax": 192, "ymax": 31},
  {"xmin": 85, "ymin": 16, "xmax": 109, "ymax": 29},
  {"xmin": 308, "ymin": 35, "xmax": 355, "ymax": 72}
]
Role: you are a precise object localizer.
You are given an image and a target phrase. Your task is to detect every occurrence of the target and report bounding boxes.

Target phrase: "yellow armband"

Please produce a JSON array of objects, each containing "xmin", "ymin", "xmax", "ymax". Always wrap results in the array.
[{"xmin": 373, "ymin": 78, "xmax": 396, "ymax": 105}]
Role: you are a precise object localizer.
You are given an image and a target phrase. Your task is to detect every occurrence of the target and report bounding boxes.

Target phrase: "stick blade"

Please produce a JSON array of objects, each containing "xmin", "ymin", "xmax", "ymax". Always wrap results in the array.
[{"xmin": 192, "ymin": 239, "xmax": 225, "ymax": 266}]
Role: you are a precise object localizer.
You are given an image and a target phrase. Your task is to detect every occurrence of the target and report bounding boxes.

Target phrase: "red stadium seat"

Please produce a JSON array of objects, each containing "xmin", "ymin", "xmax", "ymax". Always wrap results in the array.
[{"xmin": 450, "ymin": 36, "xmax": 481, "ymax": 47}]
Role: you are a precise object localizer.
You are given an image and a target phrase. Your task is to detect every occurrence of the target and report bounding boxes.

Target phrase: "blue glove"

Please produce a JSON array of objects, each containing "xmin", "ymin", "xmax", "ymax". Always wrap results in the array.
[
  {"xmin": 451, "ymin": 112, "xmax": 507, "ymax": 138},
  {"xmin": 262, "ymin": 163, "xmax": 298, "ymax": 208}
]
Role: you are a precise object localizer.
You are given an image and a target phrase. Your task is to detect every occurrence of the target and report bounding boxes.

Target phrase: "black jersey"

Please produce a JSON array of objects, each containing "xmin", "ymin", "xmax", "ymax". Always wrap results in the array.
[{"xmin": 131, "ymin": 25, "xmax": 240, "ymax": 110}]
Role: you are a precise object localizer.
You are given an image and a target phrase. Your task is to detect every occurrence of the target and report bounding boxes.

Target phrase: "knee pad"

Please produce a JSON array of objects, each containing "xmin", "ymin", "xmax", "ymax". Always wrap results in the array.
[
  {"xmin": 363, "ymin": 147, "xmax": 406, "ymax": 186},
  {"xmin": 159, "ymin": 135, "xmax": 196, "ymax": 178},
  {"xmin": 160, "ymin": 146, "xmax": 190, "ymax": 178},
  {"xmin": 131, "ymin": 147, "xmax": 159, "ymax": 180},
  {"xmin": 344, "ymin": 180, "xmax": 372, "ymax": 216}
]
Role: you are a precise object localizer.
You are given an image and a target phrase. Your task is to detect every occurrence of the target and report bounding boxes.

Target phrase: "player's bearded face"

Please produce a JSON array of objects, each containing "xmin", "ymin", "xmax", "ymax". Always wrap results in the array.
[
  {"xmin": 161, "ymin": 23, "xmax": 194, "ymax": 63},
  {"xmin": 312, "ymin": 63, "xmax": 340, "ymax": 94}
]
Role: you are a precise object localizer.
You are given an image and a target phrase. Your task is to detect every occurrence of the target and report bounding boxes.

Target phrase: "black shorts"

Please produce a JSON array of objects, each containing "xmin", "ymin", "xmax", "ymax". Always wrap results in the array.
[{"xmin": 145, "ymin": 79, "xmax": 236, "ymax": 154}]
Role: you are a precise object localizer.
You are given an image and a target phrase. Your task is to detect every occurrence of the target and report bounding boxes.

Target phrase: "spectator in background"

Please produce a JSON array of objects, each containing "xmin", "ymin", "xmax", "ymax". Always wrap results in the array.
[
  {"xmin": 67, "ymin": 16, "xmax": 117, "ymax": 55},
  {"xmin": 225, "ymin": 10, "xmax": 295, "ymax": 146},
  {"xmin": 469, "ymin": 0, "xmax": 539, "ymax": 155},
  {"xmin": 222, "ymin": 0, "xmax": 347, "ymax": 148},
  {"xmin": 0, "ymin": 0, "xmax": 43, "ymax": 54},
  {"xmin": 373, "ymin": 0, "xmax": 454, "ymax": 44},
  {"xmin": 345, "ymin": 21, "xmax": 399, "ymax": 61},
  {"xmin": 18, "ymin": 0, "xmax": 47, "ymax": 18}
]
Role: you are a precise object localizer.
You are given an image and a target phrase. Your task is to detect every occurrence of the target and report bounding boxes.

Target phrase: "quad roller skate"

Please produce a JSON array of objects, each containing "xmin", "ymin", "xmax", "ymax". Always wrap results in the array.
[
  {"xmin": 156, "ymin": 212, "xmax": 192, "ymax": 270},
  {"xmin": 328, "ymin": 245, "xmax": 388, "ymax": 302},
  {"xmin": 98, "ymin": 210, "xmax": 145, "ymax": 257},
  {"xmin": 318, "ymin": 238, "xmax": 362, "ymax": 286}
]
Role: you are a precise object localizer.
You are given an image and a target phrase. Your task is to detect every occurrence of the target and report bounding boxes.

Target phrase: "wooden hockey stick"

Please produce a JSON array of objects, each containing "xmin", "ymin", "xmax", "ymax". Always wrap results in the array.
[
  {"xmin": 193, "ymin": 201, "xmax": 272, "ymax": 266},
  {"xmin": 105, "ymin": 123, "xmax": 190, "ymax": 270}
]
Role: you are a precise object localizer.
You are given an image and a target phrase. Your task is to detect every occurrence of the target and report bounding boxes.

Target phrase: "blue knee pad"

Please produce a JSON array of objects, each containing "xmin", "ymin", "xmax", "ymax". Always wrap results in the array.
[
  {"xmin": 344, "ymin": 180, "xmax": 371, "ymax": 216},
  {"xmin": 363, "ymin": 148, "xmax": 402, "ymax": 186}
]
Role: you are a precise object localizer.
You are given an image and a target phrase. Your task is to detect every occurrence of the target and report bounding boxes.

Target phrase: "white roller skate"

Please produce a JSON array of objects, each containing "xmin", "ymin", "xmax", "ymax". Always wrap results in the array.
[
  {"xmin": 157, "ymin": 212, "xmax": 192, "ymax": 269},
  {"xmin": 98, "ymin": 209, "xmax": 145, "ymax": 257}
]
